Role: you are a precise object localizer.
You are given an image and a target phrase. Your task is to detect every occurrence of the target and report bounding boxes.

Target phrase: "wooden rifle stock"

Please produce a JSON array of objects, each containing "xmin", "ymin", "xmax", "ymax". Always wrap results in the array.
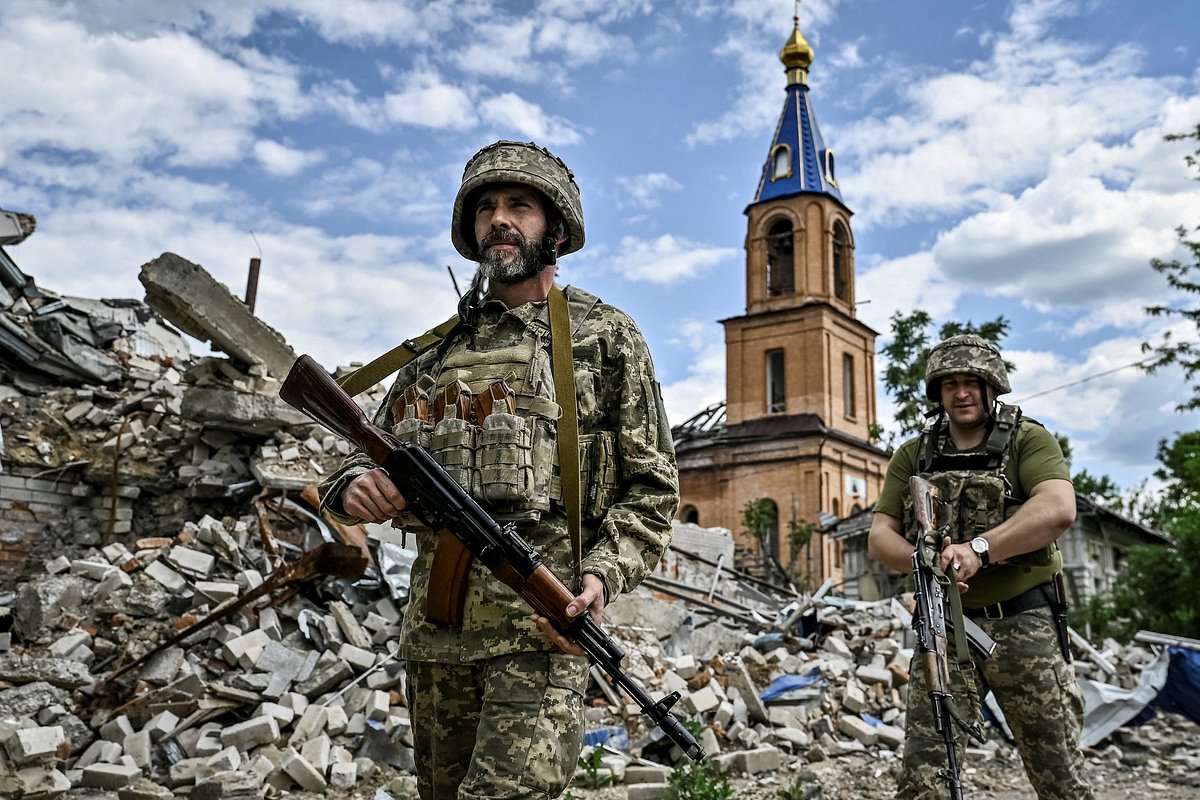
[
  {"xmin": 280, "ymin": 355, "xmax": 706, "ymax": 761},
  {"xmin": 280, "ymin": 355, "xmax": 393, "ymax": 465}
]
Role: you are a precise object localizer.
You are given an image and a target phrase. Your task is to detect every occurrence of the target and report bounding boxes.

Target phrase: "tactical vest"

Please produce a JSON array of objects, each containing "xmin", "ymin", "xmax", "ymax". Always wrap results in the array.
[
  {"xmin": 388, "ymin": 288, "xmax": 618, "ymax": 528},
  {"xmin": 902, "ymin": 403, "xmax": 1059, "ymax": 600}
]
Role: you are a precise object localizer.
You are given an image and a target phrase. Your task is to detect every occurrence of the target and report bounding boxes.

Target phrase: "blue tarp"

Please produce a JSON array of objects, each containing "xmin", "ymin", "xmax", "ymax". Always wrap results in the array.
[
  {"xmin": 1152, "ymin": 646, "xmax": 1200, "ymax": 724},
  {"xmin": 755, "ymin": 646, "xmax": 1198, "ymax": 748},
  {"xmin": 1080, "ymin": 645, "xmax": 1200, "ymax": 747},
  {"xmin": 760, "ymin": 666, "xmax": 827, "ymax": 702}
]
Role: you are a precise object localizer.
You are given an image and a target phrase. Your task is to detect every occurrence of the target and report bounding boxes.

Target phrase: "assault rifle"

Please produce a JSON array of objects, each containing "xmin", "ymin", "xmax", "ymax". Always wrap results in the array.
[
  {"xmin": 910, "ymin": 476, "xmax": 992, "ymax": 800},
  {"xmin": 280, "ymin": 354, "xmax": 705, "ymax": 761}
]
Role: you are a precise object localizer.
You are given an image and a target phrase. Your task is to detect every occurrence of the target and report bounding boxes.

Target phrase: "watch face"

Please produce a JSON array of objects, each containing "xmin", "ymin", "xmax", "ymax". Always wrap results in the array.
[{"xmin": 972, "ymin": 538, "xmax": 988, "ymax": 554}]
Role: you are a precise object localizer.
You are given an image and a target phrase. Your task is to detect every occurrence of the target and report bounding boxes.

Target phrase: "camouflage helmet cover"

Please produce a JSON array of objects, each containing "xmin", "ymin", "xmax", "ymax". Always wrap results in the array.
[
  {"xmin": 924, "ymin": 333, "xmax": 1011, "ymax": 401},
  {"xmin": 450, "ymin": 140, "xmax": 585, "ymax": 261}
]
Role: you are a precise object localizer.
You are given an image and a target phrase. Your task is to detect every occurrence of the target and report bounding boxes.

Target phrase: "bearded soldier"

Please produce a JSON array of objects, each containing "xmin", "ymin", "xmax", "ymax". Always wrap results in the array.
[
  {"xmin": 320, "ymin": 140, "xmax": 679, "ymax": 799},
  {"xmin": 868, "ymin": 334, "xmax": 1093, "ymax": 800}
]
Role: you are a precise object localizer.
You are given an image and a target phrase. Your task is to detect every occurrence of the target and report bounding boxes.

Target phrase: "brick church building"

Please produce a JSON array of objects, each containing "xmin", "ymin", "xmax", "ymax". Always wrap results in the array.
[{"xmin": 673, "ymin": 18, "xmax": 890, "ymax": 588}]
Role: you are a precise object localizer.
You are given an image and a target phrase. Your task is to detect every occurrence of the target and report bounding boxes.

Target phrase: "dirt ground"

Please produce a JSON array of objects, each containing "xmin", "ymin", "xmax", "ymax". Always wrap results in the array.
[
  {"xmin": 56, "ymin": 711, "xmax": 1198, "ymax": 799},
  {"xmin": 563, "ymin": 711, "xmax": 1200, "ymax": 800}
]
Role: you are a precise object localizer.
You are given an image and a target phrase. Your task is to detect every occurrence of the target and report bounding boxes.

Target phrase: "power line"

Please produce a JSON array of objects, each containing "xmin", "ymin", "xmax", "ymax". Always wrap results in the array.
[{"xmin": 1011, "ymin": 355, "xmax": 1158, "ymax": 403}]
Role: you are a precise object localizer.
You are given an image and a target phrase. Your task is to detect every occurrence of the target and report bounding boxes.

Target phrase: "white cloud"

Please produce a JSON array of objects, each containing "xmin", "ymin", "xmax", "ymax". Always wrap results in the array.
[
  {"xmin": 534, "ymin": 17, "xmax": 635, "ymax": 65},
  {"xmin": 1006, "ymin": 330, "xmax": 1200, "ymax": 481},
  {"xmin": 31, "ymin": 0, "xmax": 460, "ymax": 46},
  {"xmin": 383, "ymin": 69, "xmax": 477, "ymax": 130},
  {"xmin": 11, "ymin": 198, "xmax": 458, "ymax": 371},
  {"xmin": 0, "ymin": 14, "xmax": 307, "ymax": 169},
  {"xmin": 660, "ymin": 318, "xmax": 727, "ymax": 428},
  {"xmin": 453, "ymin": 19, "xmax": 538, "ymax": 81},
  {"xmin": 477, "ymin": 93, "xmax": 582, "ymax": 146},
  {"xmin": 841, "ymin": 9, "xmax": 1180, "ymax": 228},
  {"xmin": 606, "ymin": 235, "xmax": 738, "ymax": 285},
  {"xmin": 856, "ymin": 251, "xmax": 962, "ymax": 336},
  {"xmin": 615, "ymin": 173, "xmax": 683, "ymax": 209},
  {"xmin": 295, "ymin": 156, "xmax": 447, "ymax": 225},
  {"xmin": 253, "ymin": 140, "xmax": 326, "ymax": 176},
  {"xmin": 535, "ymin": 0, "xmax": 653, "ymax": 25},
  {"xmin": 827, "ymin": 39, "xmax": 865, "ymax": 70}
]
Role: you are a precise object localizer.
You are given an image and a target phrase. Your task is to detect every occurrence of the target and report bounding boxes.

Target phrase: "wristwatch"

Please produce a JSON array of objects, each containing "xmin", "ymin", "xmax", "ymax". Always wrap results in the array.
[{"xmin": 970, "ymin": 537, "xmax": 990, "ymax": 568}]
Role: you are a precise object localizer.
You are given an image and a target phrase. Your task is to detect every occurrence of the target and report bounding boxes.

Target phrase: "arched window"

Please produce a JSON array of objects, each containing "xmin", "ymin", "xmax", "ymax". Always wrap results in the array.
[
  {"xmin": 680, "ymin": 505, "xmax": 699, "ymax": 525},
  {"xmin": 772, "ymin": 144, "xmax": 792, "ymax": 180},
  {"xmin": 766, "ymin": 219, "xmax": 794, "ymax": 296},
  {"xmin": 833, "ymin": 222, "xmax": 850, "ymax": 301},
  {"xmin": 824, "ymin": 149, "xmax": 838, "ymax": 187}
]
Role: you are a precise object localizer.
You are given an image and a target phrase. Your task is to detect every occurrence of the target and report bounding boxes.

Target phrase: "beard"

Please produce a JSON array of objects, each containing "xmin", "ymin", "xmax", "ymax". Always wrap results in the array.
[{"xmin": 478, "ymin": 231, "xmax": 549, "ymax": 285}]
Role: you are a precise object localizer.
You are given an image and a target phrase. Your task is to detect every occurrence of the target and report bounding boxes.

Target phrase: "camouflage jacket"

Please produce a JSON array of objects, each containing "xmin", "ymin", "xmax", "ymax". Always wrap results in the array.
[{"xmin": 319, "ymin": 285, "xmax": 679, "ymax": 663}]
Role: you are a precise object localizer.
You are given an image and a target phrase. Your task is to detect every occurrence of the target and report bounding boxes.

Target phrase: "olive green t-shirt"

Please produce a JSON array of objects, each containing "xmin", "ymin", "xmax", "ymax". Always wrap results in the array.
[
  {"xmin": 876, "ymin": 419, "xmax": 1069, "ymax": 518},
  {"xmin": 875, "ymin": 417, "xmax": 1071, "ymax": 606}
]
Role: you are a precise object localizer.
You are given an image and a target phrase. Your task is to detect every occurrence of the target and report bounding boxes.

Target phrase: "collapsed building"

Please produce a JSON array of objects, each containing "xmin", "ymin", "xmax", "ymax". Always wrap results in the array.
[{"xmin": 1, "ymin": 229, "xmax": 1198, "ymax": 799}]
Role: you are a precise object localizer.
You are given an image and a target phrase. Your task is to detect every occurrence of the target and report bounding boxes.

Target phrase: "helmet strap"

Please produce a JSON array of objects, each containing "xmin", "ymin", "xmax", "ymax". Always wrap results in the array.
[
  {"xmin": 457, "ymin": 267, "xmax": 488, "ymax": 334},
  {"xmin": 538, "ymin": 234, "xmax": 558, "ymax": 266},
  {"xmin": 978, "ymin": 377, "xmax": 997, "ymax": 422}
]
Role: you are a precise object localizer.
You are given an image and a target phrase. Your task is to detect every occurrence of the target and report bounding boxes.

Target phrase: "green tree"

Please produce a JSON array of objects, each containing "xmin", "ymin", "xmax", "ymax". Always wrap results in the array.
[
  {"xmin": 741, "ymin": 498, "xmax": 777, "ymax": 555},
  {"xmin": 1142, "ymin": 124, "xmax": 1200, "ymax": 411},
  {"xmin": 878, "ymin": 311, "xmax": 1011, "ymax": 445},
  {"xmin": 1078, "ymin": 432, "xmax": 1200, "ymax": 641},
  {"xmin": 1149, "ymin": 430, "xmax": 1200, "ymax": 527}
]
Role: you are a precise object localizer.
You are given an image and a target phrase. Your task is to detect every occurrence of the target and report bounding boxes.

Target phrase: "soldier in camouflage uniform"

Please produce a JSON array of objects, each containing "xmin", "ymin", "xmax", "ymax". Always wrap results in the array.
[
  {"xmin": 868, "ymin": 334, "xmax": 1093, "ymax": 800},
  {"xmin": 319, "ymin": 140, "xmax": 678, "ymax": 799}
]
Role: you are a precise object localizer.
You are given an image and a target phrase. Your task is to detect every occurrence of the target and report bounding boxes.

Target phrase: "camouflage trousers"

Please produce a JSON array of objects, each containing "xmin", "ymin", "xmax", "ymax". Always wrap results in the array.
[
  {"xmin": 405, "ymin": 651, "xmax": 589, "ymax": 800},
  {"xmin": 897, "ymin": 607, "xmax": 1093, "ymax": 800}
]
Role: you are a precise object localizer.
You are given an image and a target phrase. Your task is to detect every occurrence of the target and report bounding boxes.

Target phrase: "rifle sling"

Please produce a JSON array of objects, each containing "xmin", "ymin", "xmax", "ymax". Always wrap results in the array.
[
  {"xmin": 337, "ymin": 315, "xmax": 461, "ymax": 398},
  {"xmin": 333, "ymin": 313, "xmax": 472, "ymax": 626},
  {"xmin": 941, "ymin": 557, "xmax": 986, "ymax": 742},
  {"xmin": 549, "ymin": 285, "xmax": 582, "ymax": 589}
]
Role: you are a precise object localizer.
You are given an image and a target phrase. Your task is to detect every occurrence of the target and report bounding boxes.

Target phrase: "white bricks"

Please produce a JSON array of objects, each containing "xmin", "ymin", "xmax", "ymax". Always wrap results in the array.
[
  {"xmin": 165, "ymin": 545, "xmax": 215, "ymax": 579},
  {"xmin": 682, "ymin": 685, "xmax": 720, "ymax": 715},
  {"xmin": 220, "ymin": 715, "xmax": 280, "ymax": 751},
  {"xmin": 836, "ymin": 714, "xmax": 878, "ymax": 746},
  {"xmin": 222, "ymin": 629, "xmax": 271, "ymax": 669},
  {"xmin": 80, "ymin": 762, "xmax": 143, "ymax": 789},
  {"xmin": 281, "ymin": 746, "xmax": 327, "ymax": 791},
  {"xmin": 144, "ymin": 559, "xmax": 188, "ymax": 593},
  {"xmin": 338, "ymin": 642, "xmax": 377, "ymax": 672},
  {"xmin": 4, "ymin": 726, "xmax": 64, "ymax": 765},
  {"xmin": 142, "ymin": 710, "xmax": 179, "ymax": 742},
  {"xmin": 330, "ymin": 761, "xmax": 358, "ymax": 788}
]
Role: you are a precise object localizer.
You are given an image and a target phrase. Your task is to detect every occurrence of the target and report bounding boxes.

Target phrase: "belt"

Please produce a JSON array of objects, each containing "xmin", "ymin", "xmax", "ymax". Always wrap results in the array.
[{"xmin": 964, "ymin": 582, "xmax": 1053, "ymax": 620}]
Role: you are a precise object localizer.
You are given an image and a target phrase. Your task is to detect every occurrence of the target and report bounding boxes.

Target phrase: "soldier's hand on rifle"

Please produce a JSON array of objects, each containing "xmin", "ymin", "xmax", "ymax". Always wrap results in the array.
[
  {"xmin": 940, "ymin": 535, "xmax": 976, "ymax": 592},
  {"xmin": 531, "ymin": 572, "xmax": 607, "ymax": 657},
  {"xmin": 343, "ymin": 468, "xmax": 408, "ymax": 523}
]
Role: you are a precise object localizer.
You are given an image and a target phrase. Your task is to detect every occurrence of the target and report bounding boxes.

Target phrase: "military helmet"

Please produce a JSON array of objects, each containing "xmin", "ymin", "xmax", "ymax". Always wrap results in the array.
[
  {"xmin": 450, "ymin": 140, "xmax": 585, "ymax": 261},
  {"xmin": 924, "ymin": 333, "xmax": 1011, "ymax": 401}
]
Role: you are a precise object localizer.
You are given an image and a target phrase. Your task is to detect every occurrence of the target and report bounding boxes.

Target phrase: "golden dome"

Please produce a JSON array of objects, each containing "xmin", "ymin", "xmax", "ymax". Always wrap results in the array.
[{"xmin": 779, "ymin": 16, "xmax": 813, "ymax": 80}]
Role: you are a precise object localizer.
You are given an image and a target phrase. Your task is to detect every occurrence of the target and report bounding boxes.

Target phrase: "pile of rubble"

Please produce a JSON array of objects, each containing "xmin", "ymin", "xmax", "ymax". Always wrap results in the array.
[
  {"xmin": 1, "ymin": 513, "xmax": 413, "ymax": 798},
  {"xmin": 5, "ymin": 530, "xmax": 1198, "ymax": 800}
]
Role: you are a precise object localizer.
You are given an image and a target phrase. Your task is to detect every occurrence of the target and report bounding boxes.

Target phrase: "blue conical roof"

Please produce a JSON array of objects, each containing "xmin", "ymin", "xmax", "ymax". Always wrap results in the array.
[{"xmin": 751, "ymin": 19, "xmax": 844, "ymax": 208}]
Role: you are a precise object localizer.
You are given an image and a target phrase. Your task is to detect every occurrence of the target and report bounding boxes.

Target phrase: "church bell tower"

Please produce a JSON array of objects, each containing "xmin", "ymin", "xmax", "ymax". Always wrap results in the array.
[{"xmin": 674, "ymin": 16, "xmax": 889, "ymax": 585}]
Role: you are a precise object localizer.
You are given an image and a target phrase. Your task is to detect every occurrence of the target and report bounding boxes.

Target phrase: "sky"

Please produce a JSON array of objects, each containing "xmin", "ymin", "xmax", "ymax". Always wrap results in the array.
[{"xmin": 2, "ymin": 0, "xmax": 1199, "ymax": 495}]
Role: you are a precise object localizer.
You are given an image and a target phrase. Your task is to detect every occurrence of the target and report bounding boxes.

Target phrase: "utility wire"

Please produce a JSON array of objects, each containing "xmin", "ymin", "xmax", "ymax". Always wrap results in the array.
[{"xmin": 1011, "ymin": 355, "xmax": 1158, "ymax": 403}]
